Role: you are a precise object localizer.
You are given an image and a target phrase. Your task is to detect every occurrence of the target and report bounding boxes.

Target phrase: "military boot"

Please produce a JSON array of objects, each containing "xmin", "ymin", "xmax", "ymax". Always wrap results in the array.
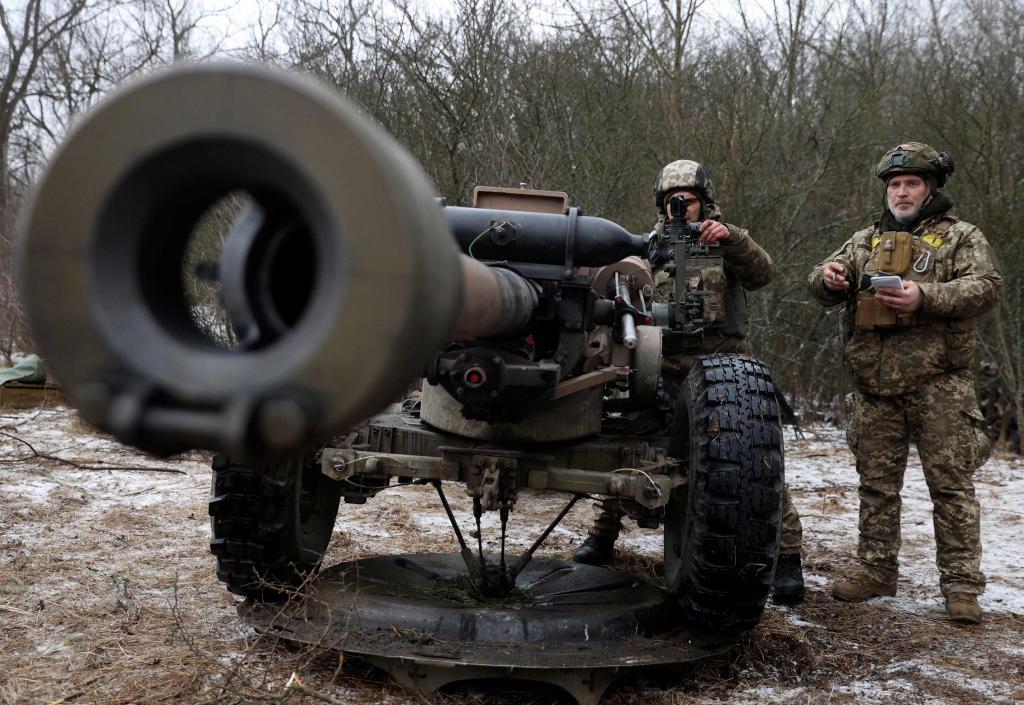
[
  {"xmin": 572, "ymin": 534, "xmax": 616, "ymax": 566},
  {"xmin": 831, "ymin": 572, "xmax": 897, "ymax": 602},
  {"xmin": 574, "ymin": 500, "xmax": 623, "ymax": 565},
  {"xmin": 772, "ymin": 553, "xmax": 805, "ymax": 603},
  {"xmin": 945, "ymin": 593, "xmax": 982, "ymax": 624}
]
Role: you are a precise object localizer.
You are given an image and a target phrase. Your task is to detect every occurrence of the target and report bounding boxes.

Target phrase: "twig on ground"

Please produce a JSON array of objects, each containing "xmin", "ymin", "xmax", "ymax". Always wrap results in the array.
[
  {"xmin": 43, "ymin": 675, "xmax": 102, "ymax": 705},
  {"xmin": 0, "ymin": 604, "xmax": 34, "ymax": 616},
  {"xmin": 114, "ymin": 576, "xmax": 141, "ymax": 624},
  {"xmin": 285, "ymin": 673, "xmax": 346, "ymax": 704},
  {"xmin": 0, "ymin": 431, "xmax": 185, "ymax": 474}
]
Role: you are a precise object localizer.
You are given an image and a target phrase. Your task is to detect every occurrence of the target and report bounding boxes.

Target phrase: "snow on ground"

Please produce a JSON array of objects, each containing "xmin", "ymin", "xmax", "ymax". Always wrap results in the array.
[
  {"xmin": 1, "ymin": 406, "xmax": 1022, "ymax": 705},
  {"xmin": 779, "ymin": 425, "xmax": 1024, "ymax": 617}
]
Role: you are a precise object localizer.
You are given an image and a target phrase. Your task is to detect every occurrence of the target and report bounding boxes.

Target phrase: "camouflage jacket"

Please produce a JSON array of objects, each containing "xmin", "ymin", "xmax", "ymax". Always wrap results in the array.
[
  {"xmin": 808, "ymin": 214, "xmax": 1003, "ymax": 395},
  {"xmin": 711, "ymin": 223, "xmax": 774, "ymax": 342},
  {"xmin": 718, "ymin": 223, "xmax": 775, "ymax": 292}
]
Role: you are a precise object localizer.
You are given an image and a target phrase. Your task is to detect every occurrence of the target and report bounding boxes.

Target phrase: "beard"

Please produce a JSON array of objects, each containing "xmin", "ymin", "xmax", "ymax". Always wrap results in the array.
[
  {"xmin": 887, "ymin": 189, "xmax": 930, "ymax": 225},
  {"xmin": 890, "ymin": 202, "xmax": 922, "ymax": 224},
  {"xmin": 885, "ymin": 179, "xmax": 934, "ymax": 225}
]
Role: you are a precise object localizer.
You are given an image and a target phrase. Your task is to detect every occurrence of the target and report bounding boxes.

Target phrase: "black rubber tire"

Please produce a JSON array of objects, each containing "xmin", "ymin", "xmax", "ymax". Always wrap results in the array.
[
  {"xmin": 209, "ymin": 452, "xmax": 342, "ymax": 600},
  {"xmin": 664, "ymin": 353, "xmax": 784, "ymax": 631}
]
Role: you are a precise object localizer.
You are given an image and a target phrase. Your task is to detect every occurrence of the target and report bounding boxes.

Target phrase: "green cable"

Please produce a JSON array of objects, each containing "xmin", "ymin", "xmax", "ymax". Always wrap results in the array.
[{"xmin": 467, "ymin": 225, "xmax": 494, "ymax": 260}]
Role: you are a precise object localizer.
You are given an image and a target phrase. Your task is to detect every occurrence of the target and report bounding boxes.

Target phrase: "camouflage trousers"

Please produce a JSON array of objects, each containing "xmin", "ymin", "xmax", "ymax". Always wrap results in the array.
[
  {"xmin": 848, "ymin": 370, "xmax": 992, "ymax": 595},
  {"xmin": 589, "ymin": 488, "xmax": 803, "ymax": 555}
]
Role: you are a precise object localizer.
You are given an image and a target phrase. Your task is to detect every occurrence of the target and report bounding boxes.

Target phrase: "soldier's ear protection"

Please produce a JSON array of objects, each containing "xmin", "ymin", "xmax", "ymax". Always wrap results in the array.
[{"xmin": 929, "ymin": 151, "xmax": 955, "ymax": 187}]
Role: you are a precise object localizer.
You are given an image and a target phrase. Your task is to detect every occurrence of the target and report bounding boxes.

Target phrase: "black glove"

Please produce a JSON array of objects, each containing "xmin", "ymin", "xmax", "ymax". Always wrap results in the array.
[{"xmin": 647, "ymin": 234, "xmax": 674, "ymax": 268}]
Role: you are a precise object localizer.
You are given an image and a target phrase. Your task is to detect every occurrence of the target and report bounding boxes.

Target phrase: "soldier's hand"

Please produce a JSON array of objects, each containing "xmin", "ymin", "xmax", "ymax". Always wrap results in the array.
[
  {"xmin": 875, "ymin": 280, "xmax": 924, "ymax": 313},
  {"xmin": 822, "ymin": 262, "xmax": 849, "ymax": 291},
  {"xmin": 697, "ymin": 220, "xmax": 730, "ymax": 245}
]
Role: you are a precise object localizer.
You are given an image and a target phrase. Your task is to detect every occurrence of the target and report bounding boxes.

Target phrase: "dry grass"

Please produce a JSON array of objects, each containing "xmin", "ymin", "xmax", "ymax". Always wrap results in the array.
[
  {"xmin": 2, "ymin": 411, "xmax": 1023, "ymax": 705},
  {"xmin": 670, "ymin": 597, "xmax": 1024, "ymax": 705}
]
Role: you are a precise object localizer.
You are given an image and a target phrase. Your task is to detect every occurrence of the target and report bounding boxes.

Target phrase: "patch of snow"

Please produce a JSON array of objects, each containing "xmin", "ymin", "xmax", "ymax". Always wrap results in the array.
[
  {"xmin": 785, "ymin": 426, "xmax": 1024, "ymax": 617},
  {"xmin": 730, "ymin": 686, "xmax": 807, "ymax": 704},
  {"xmin": 0, "ymin": 476, "xmax": 55, "ymax": 502},
  {"xmin": 620, "ymin": 532, "xmax": 664, "ymax": 555},
  {"xmin": 830, "ymin": 676, "xmax": 922, "ymax": 703},
  {"xmin": 780, "ymin": 610, "xmax": 819, "ymax": 628},
  {"xmin": 33, "ymin": 637, "xmax": 78, "ymax": 657},
  {"xmin": 890, "ymin": 659, "xmax": 1021, "ymax": 701}
]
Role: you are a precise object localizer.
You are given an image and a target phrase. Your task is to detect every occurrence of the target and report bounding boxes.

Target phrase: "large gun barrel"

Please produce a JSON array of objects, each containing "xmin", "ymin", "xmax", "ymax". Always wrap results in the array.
[
  {"xmin": 444, "ymin": 205, "xmax": 646, "ymax": 266},
  {"xmin": 16, "ymin": 63, "xmax": 648, "ymax": 460},
  {"xmin": 18, "ymin": 63, "xmax": 465, "ymax": 459}
]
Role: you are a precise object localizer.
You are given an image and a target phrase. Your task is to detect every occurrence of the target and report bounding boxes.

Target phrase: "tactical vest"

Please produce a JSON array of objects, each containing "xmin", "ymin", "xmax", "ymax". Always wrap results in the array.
[
  {"xmin": 686, "ymin": 253, "xmax": 746, "ymax": 334},
  {"xmin": 660, "ymin": 253, "xmax": 747, "ymax": 356},
  {"xmin": 854, "ymin": 217, "xmax": 957, "ymax": 329}
]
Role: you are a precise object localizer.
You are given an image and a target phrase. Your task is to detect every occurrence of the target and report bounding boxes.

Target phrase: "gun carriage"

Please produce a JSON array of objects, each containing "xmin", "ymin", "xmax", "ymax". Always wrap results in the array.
[{"xmin": 18, "ymin": 64, "xmax": 786, "ymax": 704}]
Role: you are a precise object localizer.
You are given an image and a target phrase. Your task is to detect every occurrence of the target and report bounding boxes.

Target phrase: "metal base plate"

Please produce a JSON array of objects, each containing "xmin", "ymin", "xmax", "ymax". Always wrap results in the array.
[{"xmin": 241, "ymin": 553, "xmax": 734, "ymax": 704}]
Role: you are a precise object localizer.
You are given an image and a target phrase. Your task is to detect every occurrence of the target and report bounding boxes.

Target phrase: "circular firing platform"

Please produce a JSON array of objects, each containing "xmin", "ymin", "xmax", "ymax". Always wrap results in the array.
[{"xmin": 240, "ymin": 553, "xmax": 734, "ymax": 705}]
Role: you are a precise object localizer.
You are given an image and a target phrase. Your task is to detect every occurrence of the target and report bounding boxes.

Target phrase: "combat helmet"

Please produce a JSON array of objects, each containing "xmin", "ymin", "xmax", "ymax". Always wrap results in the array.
[
  {"xmin": 875, "ymin": 142, "xmax": 955, "ymax": 188},
  {"xmin": 652, "ymin": 160, "xmax": 716, "ymax": 211}
]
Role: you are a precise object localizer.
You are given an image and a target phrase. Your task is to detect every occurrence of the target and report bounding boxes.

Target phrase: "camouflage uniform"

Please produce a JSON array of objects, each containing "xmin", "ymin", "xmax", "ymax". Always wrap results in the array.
[
  {"xmin": 809, "ymin": 196, "xmax": 1001, "ymax": 595},
  {"xmin": 589, "ymin": 195, "xmax": 803, "ymax": 555}
]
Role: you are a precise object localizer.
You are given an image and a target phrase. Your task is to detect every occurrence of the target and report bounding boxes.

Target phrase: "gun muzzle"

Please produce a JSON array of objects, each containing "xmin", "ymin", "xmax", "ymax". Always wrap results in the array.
[{"xmin": 17, "ymin": 63, "xmax": 473, "ymax": 459}]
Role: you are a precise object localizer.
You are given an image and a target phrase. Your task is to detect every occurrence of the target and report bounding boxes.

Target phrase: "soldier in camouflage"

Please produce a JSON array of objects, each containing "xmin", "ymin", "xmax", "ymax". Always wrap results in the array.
[
  {"xmin": 809, "ymin": 142, "xmax": 1002, "ymax": 624},
  {"xmin": 574, "ymin": 159, "xmax": 807, "ymax": 603}
]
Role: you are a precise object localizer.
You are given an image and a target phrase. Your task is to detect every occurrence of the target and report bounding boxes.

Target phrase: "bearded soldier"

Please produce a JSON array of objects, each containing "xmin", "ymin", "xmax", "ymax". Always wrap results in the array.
[
  {"xmin": 809, "ymin": 142, "xmax": 1002, "ymax": 624},
  {"xmin": 573, "ymin": 159, "xmax": 807, "ymax": 603}
]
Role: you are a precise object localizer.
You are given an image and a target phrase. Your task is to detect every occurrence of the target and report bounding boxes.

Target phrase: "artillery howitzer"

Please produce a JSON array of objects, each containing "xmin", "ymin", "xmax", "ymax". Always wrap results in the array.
[{"xmin": 18, "ymin": 64, "xmax": 785, "ymax": 703}]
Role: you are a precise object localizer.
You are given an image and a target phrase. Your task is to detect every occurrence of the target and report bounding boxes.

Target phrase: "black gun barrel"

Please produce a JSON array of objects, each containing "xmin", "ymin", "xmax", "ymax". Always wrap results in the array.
[
  {"xmin": 443, "ymin": 205, "xmax": 648, "ymax": 266},
  {"xmin": 18, "ymin": 63, "xmax": 465, "ymax": 460}
]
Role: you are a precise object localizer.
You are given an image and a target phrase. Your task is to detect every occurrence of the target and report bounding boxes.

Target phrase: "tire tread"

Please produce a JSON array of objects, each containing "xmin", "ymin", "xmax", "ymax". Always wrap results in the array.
[{"xmin": 666, "ymin": 353, "xmax": 785, "ymax": 631}]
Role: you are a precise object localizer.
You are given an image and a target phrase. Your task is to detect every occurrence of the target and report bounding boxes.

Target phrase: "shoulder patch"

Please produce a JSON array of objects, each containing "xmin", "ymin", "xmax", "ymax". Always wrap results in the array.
[{"xmin": 853, "ymin": 226, "xmax": 876, "ymax": 249}]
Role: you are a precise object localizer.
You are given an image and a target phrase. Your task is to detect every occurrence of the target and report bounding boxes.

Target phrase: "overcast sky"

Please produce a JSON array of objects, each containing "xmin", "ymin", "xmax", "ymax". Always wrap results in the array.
[{"xmin": 201, "ymin": 0, "xmax": 755, "ymax": 53}]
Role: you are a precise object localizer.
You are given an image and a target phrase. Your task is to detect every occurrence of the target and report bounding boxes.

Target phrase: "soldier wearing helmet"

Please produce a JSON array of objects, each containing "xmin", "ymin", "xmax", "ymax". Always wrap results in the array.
[
  {"xmin": 574, "ymin": 159, "xmax": 807, "ymax": 604},
  {"xmin": 809, "ymin": 142, "xmax": 1002, "ymax": 623},
  {"xmin": 650, "ymin": 159, "xmax": 731, "ymax": 247}
]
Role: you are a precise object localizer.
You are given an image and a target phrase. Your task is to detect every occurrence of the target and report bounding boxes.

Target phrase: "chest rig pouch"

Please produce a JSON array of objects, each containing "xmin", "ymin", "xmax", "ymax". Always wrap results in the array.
[
  {"xmin": 854, "ymin": 226, "xmax": 948, "ymax": 330},
  {"xmin": 686, "ymin": 257, "xmax": 727, "ymax": 324}
]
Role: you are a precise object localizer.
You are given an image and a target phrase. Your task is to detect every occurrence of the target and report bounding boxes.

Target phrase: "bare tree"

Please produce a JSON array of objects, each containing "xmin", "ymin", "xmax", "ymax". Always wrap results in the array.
[
  {"xmin": 0, "ymin": 0, "xmax": 99, "ymax": 362},
  {"xmin": 0, "ymin": 0, "xmax": 95, "ymax": 216}
]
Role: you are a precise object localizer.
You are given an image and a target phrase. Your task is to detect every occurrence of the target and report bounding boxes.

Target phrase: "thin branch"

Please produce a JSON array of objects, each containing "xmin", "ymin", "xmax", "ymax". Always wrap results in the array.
[{"xmin": 0, "ymin": 431, "xmax": 186, "ymax": 474}]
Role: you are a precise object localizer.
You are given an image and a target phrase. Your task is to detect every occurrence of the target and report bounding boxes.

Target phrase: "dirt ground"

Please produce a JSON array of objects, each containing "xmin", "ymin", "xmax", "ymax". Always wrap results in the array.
[{"xmin": 1, "ymin": 406, "xmax": 1022, "ymax": 705}]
